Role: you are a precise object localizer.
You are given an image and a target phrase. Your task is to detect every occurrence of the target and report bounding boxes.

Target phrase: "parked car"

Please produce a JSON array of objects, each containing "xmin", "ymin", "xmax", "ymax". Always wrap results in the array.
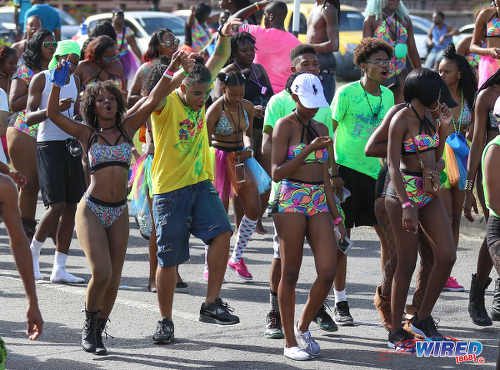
[
  {"xmin": 0, "ymin": 6, "xmax": 79, "ymax": 40},
  {"xmin": 75, "ymin": 11, "xmax": 185, "ymax": 56},
  {"xmin": 453, "ymin": 23, "xmax": 474, "ymax": 46}
]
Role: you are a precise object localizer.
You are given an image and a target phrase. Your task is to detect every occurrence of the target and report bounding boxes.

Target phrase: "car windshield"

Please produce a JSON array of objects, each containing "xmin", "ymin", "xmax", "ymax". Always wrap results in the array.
[
  {"xmin": 137, "ymin": 16, "xmax": 185, "ymax": 36},
  {"xmin": 340, "ymin": 11, "xmax": 364, "ymax": 32}
]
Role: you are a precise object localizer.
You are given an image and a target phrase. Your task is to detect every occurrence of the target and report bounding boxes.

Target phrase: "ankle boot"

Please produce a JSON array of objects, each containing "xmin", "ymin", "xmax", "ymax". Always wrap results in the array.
[
  {"xmin": 95, "ymin": 317, "xmax": 109, "ymax": 355},
  {"xmin": 491, "ymin": 278, "xmax": 500, "ymax": 321},
  {"xmin": 374, "ymin": 285, "xmax": 392, "ymax": 330},
  {"xmin": 468, "ymin": 274, "xmax": 492, "ymax": 326},
  {"xmin": 81, "ymin": 310, "xmax": 98, "ymax": 352}
]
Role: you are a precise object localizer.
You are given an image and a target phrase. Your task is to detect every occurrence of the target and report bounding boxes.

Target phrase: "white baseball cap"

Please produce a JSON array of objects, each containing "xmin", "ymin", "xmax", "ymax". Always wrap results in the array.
[{"xmin": 290, "ymin": 73, "xmax": 329, "ymax": 109}]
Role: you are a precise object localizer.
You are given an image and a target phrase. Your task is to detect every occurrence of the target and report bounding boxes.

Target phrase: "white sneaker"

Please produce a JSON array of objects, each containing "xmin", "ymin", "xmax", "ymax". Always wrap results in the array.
[
  {"xmin": 50, "ymin": 268, "xmax": 85, "ymax": 284},
  {"xmin": 283, "ymin": 346, "xmax": 311, "ymax": 361},
  {"xmin": 294, "ymin": 323, "xmax": 320, "ymax": 357},
  {"xmin": 30, "ymin": 247, "xmax": 42, "ymax": 280}
]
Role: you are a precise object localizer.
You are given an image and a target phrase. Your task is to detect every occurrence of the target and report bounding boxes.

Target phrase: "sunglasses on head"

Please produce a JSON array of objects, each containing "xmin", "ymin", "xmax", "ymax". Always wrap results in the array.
[{"xmin": 43, "ymin": 41, "xmax": 57, "ymax": 49}]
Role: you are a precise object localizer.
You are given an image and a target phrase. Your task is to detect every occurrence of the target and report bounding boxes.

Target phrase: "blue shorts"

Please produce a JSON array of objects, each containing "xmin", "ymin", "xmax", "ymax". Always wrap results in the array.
[{"xmin": 152, "ymin": 180, "xmax": 233, "ymax": 268}]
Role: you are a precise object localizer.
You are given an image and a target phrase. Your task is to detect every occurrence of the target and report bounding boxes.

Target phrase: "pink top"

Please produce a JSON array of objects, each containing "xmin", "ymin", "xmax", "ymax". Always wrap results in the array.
[{"xmin": 240, "ymin": 24, "xmax": 301, "ymax": 93}]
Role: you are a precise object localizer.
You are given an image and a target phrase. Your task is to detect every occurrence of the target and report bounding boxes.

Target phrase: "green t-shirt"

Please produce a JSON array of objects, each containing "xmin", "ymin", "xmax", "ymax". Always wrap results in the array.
[
  {"xmin": 263, "ymin": 90, "xmax": 334, "ymax": 137},
  {"xmin": 481, "ymin": 135, "xmax": 500, "ymax": 218},
  {"xmin": 331, "ymin": 81, "xmax": 394, "ymax": 179}
]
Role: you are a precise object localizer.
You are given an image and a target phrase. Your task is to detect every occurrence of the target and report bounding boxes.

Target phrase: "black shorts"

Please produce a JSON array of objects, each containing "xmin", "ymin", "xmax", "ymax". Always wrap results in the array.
[
  {"xmin": 339, "ymin": 165, "xmax": 378, "ymax": 229},
  {"xmin": 37, "ymin": 140, "xmax": 86, "ymax": 207},
  {"xmin": 487, "ymin": 215, "xmax": 500, "ymax": 250}
]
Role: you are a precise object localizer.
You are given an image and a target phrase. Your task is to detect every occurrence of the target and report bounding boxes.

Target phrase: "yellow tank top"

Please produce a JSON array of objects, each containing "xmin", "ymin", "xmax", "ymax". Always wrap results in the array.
[{"xmin": 151, "ymin": 90, "xmax": 213, "ymax": 194}]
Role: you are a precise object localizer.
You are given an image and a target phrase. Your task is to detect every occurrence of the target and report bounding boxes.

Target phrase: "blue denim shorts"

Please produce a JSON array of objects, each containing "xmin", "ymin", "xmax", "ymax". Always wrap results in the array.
[{"xmin": 152, "ymin": 180, "xmax": 233, "ymax": 268}]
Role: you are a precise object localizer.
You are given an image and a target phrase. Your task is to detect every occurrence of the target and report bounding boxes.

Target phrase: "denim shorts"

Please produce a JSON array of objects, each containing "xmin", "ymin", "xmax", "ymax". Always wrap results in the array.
[{"xmin": 152, "ymin": 180, "xmax": 233, "ymax": 268}]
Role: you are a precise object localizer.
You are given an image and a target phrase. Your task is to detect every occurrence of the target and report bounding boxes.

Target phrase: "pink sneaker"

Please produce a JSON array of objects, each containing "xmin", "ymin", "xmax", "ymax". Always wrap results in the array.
[
  {"xmin": 227, "ymin": 258, "xmax": 253, "ymax": 281},
  {"xmin": 443, "ymin": 277, "xmax": 465, "ymax": 292}
]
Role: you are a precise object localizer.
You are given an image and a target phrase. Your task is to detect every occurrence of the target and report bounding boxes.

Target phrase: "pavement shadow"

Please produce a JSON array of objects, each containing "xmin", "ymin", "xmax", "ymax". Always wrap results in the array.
[{"xmin": 7, "ymin": 353, "xmax": 102, "ymax": 370}]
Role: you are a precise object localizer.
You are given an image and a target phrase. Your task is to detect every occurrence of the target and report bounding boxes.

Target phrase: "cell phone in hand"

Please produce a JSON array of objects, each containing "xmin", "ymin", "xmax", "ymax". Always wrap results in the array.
[{"xmin": 337, "ymin": 236, "xmax": 353, "ymax": 255}]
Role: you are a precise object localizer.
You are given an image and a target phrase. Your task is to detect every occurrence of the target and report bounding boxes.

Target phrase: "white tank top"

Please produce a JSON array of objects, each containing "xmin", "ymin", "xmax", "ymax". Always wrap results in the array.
[{"xmin": 37, "ymin": 70, "xmax": 78, "ymax": 142}]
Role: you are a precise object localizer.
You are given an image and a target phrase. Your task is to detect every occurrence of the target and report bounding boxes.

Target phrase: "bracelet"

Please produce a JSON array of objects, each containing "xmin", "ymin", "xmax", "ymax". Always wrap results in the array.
[
  {"xmin": 163, "ymin": 69, "xmax": 174, "ymax": 80},
  {"xmin": 401, "ymin": 201, "xmax": 414, "ymax": 209},
  {"xmin": 465, "ymin": 179, "xmax": 474, "ymax": 192},
  {"xmin": 333, "ymin": 216, "xmax": 343, "ymax": 226}
]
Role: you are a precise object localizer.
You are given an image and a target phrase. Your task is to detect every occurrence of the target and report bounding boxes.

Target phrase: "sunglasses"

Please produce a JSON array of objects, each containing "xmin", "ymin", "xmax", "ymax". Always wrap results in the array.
[
  {"xmin": 43, "ymin": 41, "xmax": 57, "ymax": 49},
  {"xmin": 160, "ymin": 38, "xmax": 180, "ymax": 48},
  {"xmin": 367, "ymin": 59, "xmax": 390, "ymax": 66},
  {"xmin": 102, "ymin": 55, "xmax": 119, "ymax": 63}
]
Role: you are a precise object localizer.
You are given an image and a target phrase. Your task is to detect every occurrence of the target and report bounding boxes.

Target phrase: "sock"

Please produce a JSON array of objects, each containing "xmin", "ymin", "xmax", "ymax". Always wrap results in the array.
[
  {"xmin": 30, "ymin": 239, "xmax": 44, "ymax": 278},
  {"xmin": 53, "ymin": 251, "xmax": 68, "ymax": 270},
  {"xmin": 204, "ymin": 246, "xmax": 208, "ymax": 271},
  {"xmin": 270, "ymin": 291, "xmax": 279, "ymax": 312},
  {"xmin": 334, "ymin": 289, "xmax": 347, "ymax": 305},
  {"xmin": 230, "ymin": 215, "xmax": 257, "ymax": 263}
]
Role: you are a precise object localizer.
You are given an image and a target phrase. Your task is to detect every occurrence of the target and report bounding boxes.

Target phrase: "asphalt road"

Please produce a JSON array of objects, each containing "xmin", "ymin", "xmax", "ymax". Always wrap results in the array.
[{"xmin": 0, "ymin": 204, "xmax": 498, "ymax": 370}]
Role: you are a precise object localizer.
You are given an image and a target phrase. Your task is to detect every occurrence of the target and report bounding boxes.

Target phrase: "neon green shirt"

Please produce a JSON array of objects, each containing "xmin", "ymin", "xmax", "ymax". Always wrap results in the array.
[
  {"xmin": 331, "ymin": 81, "xmax": 394, "ymax": 179},
  {"xmin": 263, "ymin": 90, "xmax": 334, "ymax": 137}
]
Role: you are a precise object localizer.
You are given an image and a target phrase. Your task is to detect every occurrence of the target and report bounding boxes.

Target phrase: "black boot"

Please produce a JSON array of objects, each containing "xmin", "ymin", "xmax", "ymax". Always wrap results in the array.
[
  {"xmin": 95, "ymin": 317, "xmax": 109, "ymax": 355},
  {"xmin": 81, "ymin": 310, "xmax": 98, "ymax": 352},
  {"xmin": 491, "ymin": 278, "xmax": 500, "ymax": 321},
  {"xmin": 468, "ymin": 274, "xmax": 492, "ymax": 326}
]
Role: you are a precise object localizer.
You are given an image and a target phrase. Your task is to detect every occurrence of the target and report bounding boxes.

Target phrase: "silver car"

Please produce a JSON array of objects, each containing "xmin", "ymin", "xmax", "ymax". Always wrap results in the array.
[{"xmin": 75, "ymin": 11, "xmax": 185, "ymax": 55}]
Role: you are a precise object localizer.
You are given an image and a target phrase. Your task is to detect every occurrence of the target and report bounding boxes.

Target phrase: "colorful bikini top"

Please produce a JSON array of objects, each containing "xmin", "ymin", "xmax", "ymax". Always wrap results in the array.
[
  {"xmin": 87, "ymin": 129, "xmax": 132, "ymax": 174},
  {"xmin": 214, "ymin": 102, "xmax": 250, "ymax": 136},
  {"xmin": 287, "ymin": 118, "xmax": 329, "ymax": 164},
  {"xmin": 486, "ymin": 16, "xmax": 500, "ymax": 37},
  {"xmin": 373, "ymin": 14, "xmax": 408, "ymax": 78},
  {"xmin": 452, "ymin": 96, "xmax": 473, "ymax": 132},
  {"xmin": 402, "ymin": 105, "xmax": 440, "ymax": 154}
]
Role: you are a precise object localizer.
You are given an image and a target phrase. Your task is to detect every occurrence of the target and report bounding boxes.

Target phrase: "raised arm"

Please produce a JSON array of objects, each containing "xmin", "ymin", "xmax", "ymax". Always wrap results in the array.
[
  {"xmin": 47, "ymin": 84, "xmax": 91, "ymax": 143},
  {"xmin": 232, "ymin": 0, "xmax": 269, "ymax": 21},
  {"xmin": 365, "ymin": 103, "xmax": 406, "ymax": 158},
  {"xmin": 206, "ymin": 18, "xmax": 242, "ymax": 81},
  {"xmin": 122, "ymin": 51, "xmax": 190, "ymax": 135},
  {"xmin": 310, "ymin": 4, "xmax": 339, "ymax": 53}
]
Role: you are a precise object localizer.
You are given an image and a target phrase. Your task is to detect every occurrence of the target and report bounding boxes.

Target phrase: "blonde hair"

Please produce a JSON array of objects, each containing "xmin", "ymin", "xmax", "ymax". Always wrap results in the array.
[{"xmin": 364, "ymin": 0, "xmax": 409, "ymax": 20}]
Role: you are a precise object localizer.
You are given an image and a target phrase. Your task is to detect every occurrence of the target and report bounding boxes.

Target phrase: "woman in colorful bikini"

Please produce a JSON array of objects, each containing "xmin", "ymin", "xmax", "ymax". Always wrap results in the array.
[
  {"xmin": 363, "ymin": 0, "xmax": 421, "ymax": 103},
  {"xmin": 207, "ymin": 70, "xmax": 269, "ymax": 281},
  {"xmin": 463, "ymin": 69, "xmax": 500, "ymax": 326},
  {"xmin": 6, "ymin": 29, "xmax": 55, "ymax": 239},
  {"xmin": 385, "ymin": 68, "xmax": 456, "ymax": 351},
  {"xmin": 47, "ymin": 50, "xmax": 192, "ymax": 355},
  {"xmin": 438, "ymin": 45, "xmax": 477, "ymax": 292},
  {"xmin": 128, "ymin": 29, "xmax": 179, "ymax": 107},
  {"xmin": 271, "ymin": 73, "xmax": 344, "ymax": 361},
  {"xmin": 470, "ymin": 0, "xmax": 500, "ymax": 87},
  {"xmin": 111, "ymin": 9, "xmax": 141, "ymax": 84},
  {"xmin": 75, "ymin": 35, "xmax": 125, "ymax": 93}
]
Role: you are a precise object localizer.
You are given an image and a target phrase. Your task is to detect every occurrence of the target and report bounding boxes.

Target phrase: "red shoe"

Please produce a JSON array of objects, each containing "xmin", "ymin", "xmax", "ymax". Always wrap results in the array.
[
  {"xmin": 227, "ymin": 258, "xmax": 253, "ymax": 281},
  {"xmin": 443, "ymin": 277, "xmax": 465, "ymax": 292}
]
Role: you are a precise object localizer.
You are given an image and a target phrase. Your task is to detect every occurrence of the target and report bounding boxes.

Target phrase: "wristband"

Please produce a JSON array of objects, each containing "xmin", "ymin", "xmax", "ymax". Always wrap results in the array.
[
  {"xmin": 163, "ymin": 69, "xmax": 174, "ymax": 80},
  {"xmin": 465, "ymin": 179, "xmax": 474, "ymax": 192},
  {"xmin": 333, "ymin": 216, "xmax": 343, "ymax": 226},
  {"xmin": 401, "ymin": 201, "xmax": 413, "ymax": 209}
]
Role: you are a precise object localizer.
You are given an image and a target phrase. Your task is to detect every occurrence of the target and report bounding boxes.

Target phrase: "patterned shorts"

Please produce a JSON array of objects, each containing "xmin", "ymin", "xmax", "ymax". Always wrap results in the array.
[{"xmin": 274, "ymin": 179, "xmax": 329, "ymax": 217}]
